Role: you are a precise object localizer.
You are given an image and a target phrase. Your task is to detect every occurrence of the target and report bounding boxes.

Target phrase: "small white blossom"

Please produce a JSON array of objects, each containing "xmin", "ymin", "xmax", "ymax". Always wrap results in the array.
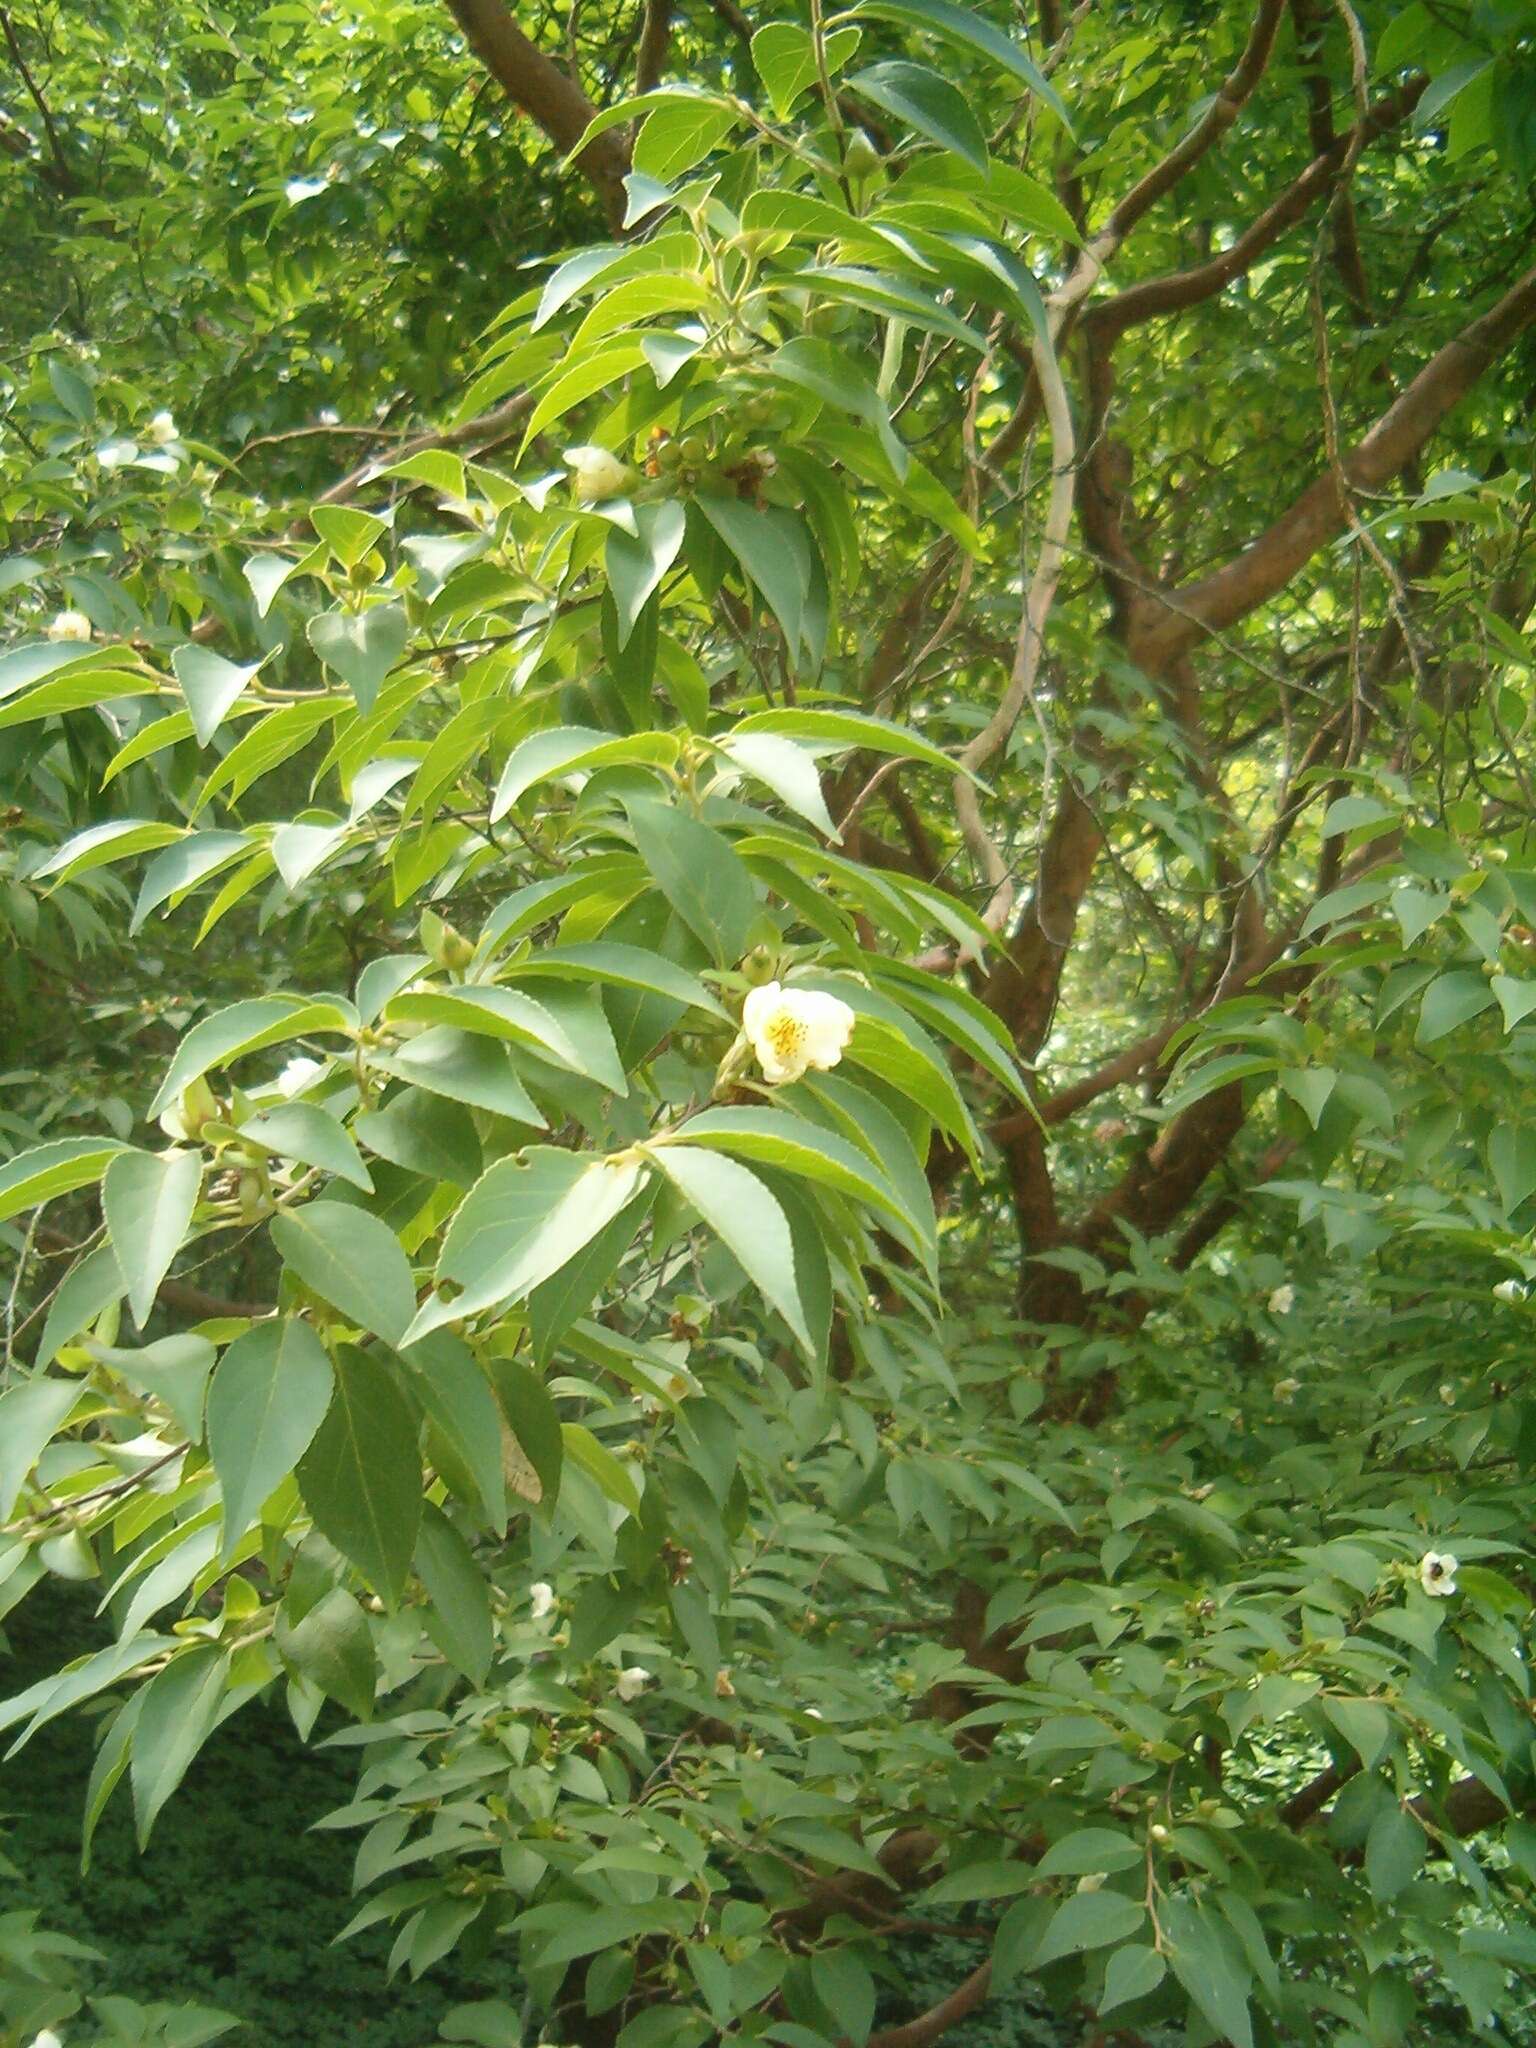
[
  {"xmin": 1439, "ymin": 1383, "xmax": 1457, "ymax": 1406},
  {"xmin": 46, "ymin": 609, "xmax": 93, "ymax": 643},
  {"xmin": 143, "ymin": 410, "xmax": 179, "ymax": 445},
  {"xmin": 562, "ymin": 445, "xmax": 636, "ymax": 503},
  {"xmin": 1273, "ymin": 1376, "xmax": 1301, "ymax": 1404},
  {"xmin": 528, "ymin": 1581, "xmax": 556, "ymax": 1622},
  {"xmin": 1268, "ymin": 1284, "xmax": 1296, "ymax": 1315},
  {"xmin": 1493, "ymin": 1278, "xmax": 1526, "ymax": 1305},
  {"xmin": 31, "ymin": 2031, "xmax": 65, "ymax": 2048},
  {"xmin": 274, "ymin": 1055, "xmax": 324, "ymax": 1098},
  {"xmin": 1075, "ymin": 1872, "xmax": 1106, "ymax": 1894},
  {"xmin": 742, "ymin": 982, "xmax": 855, "ymax": 1085},
  {"xmin": 614, "ymin": 1664, "xmax": 652, "ymax": 1703},
  {"xmin": 1418, "ymin": 1550, "xmax": 1458, "ymax": 1598}
]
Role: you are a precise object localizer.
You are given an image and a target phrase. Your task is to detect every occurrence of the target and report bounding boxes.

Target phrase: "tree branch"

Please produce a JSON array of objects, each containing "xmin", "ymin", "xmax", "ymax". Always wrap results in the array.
[
  {"xmin": 1, "ymin": 7, "xmax": 75, "ymax": 193},
  {"xmin": 866, "ymin": 1963, "xmax": 993, "ymax": 2048},
  {"xmin": 1085, "ymin": 76, "xmax": 1424, "ymax": 342},
  {"xmin": 441, "ymin": 0, "xmax": 630, "ymax": 231},
  {"xmin": 1140, "ymin": 261, "xmax": 1536, "ymax": 667},
  {"xmin": 634, "ymin": 0, "xmax": 672, "ymax": 93},
  {"xmin": 314, "ymin": 389, "xmax": 535, "ymax": 507}
]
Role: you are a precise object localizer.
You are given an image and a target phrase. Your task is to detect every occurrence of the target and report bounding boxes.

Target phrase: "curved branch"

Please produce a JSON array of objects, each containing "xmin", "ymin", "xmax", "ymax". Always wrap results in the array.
[
  {"xmin": 1142, "ymin": 260, "xmax": 1536, "ymax": 667},
  {"xmin": 441, "ymin": 0, "xmax": 630, "ymax": 231},
  {"xmin": 1086, "ymin": 76, "xmax": 1425, "ymax": 342},
  {"xmin": 866, "ymin": 1963, "xmax": 993, "ymax": 2048}
]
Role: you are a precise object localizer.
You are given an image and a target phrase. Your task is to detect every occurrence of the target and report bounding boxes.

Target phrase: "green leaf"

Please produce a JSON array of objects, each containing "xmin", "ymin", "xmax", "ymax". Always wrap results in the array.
[
  {"xmin": 752, "ymin": 22, "xmax": 862, "ymax": 116},
  {"xmin": 297, "ymin": 1345, "xmax": 421, "ymax": 1603},
  {"xmin": 715, "ymin": 730, "xmax": 838, "ymax": 839},
  {"xmin": 606, "ymin": 502, "xmax": 687, "ymax": 649},
  {"xmin": 206, "ymin": 1318, "xmax": 336, "ymax": 1559},
  {"xmin": 149, "ymin": 997, "xmax": 355, "ymax": 1118},
  {"xmin": 0, "ymin": 667, "xmax": 149, "ymax": 732},
  {"xmin": 133, "ymin": 831, "xmax": 252, "ymax": 933},
  {"xmin": 506, "ymin": 940, "xmax": 725, "ymax": 1018},
  {"xmin": 307, "ymin": 603, "xmax": 409, "ymax": 713},
  {"xmin": 35, "ymin": 1242, "xmax": 124, "ymax": 1368},
  {"xmin": 270, "ymin": 1200, "xmax": 418, "ymax": 1346},
  {"xmin": 238, "ymin": 1101, "xmax": 374, "ymax": 1191},
  {"xmin": 1033, "ymin": 1890, "xmax": 1146, "ymax": 1965},
  {"xmin": 275, "ymin": 1585, "xmax": 377, "ymax": 1719},
  {"xmin": 88, "ymin": 1334, "xmax": 215, "ymax": 1442},
  {"xmin": 792, "ymin": 265, "xmax": 988, "ymax": 349},
  {"xmin": 243, "ymin": 552, "xmax": 306, "ymax": 616},
  {"xmin": 171, "ymin": 645, "xmax": 265, "ymax": 745},
  {"xmin": 409, "ymin": 1150, "xmax": 647, "ymax": 1342},
  {"xmin": 0, "ymin": 1137, "xmax": 127, "ymax": 1228},
  {"xmin": 130, "ymin": 1647, "xmax": 230, "ymax": 1847},
  {"xmin": 846, "ymin": 60, "xmax": 988, "ymax": 169},
  {"xmin": 1416, "ymin": 970, "xmax": 1496, "ymax": 1045},
  {"xmin": 1035, "ymin": 1828, "xmax": 1143, "ymax": 1877},
  {"xmin": 1322, "ymin": 1695, "xmax": 1392, "ymax": 1769},
  {"xmin": 0, "ymin": 1375, "xmax": 83, "ymax": 1521},
  {"xmin": 624, "ymin": 794, "xmax": 758, "ymax": 966},
  {"xmin": 561, "ymin": 1423, "xmax": 642, "ymax": 1514},
  {"xmin": 394, "ymin": 1338, "xmax": 506, "ymax": 1529},
  {"xmin": 355, "ymin": 1088, "xmax": 482, "ymax": 1187},
  {"xmin": 415, "ymin": 1503, "xmax": 493, "ymax": 1685},
  {"xmin": 645, "ymin": 1143, "xmax": 811, "ymax": 1353},
  {"xmin": 731, "ymin": 705, "xmax": 959, "ymax": 779},
  {"xmin": 854, "ymin": 0, "xmax": 1071, "ymax": 130},
  {"xmin": 312, "ymin": 505, "xmax": 389, "ymax": 568},
  {"xmin": 666, "ymin": 1106, "xmax": 923, "ymax": 1248},
  {"xmin": 102, "ymin": 1148, "xmax": 203, "ymax": 1328},
  {"xmin": 633, "ymin": 98, "xmax": 738, "ymax": 181},
  {"xmin": 373, "ymin": 1028, "xmax": 546, "ymax": 1125},
  {"xmin": 1490, "ymin": 1124, "xmax": 1536, "ymax": 1213},
  {"xmin": 491, "ymin": 725, "xmax": 680, "ymax": 821},
  {"xmin": 1098, "ymin": 1943, "xmax": 1166, "ymax": 2016},
  {"xmin": 1366, "ymin": 1803, "xmax": 1426, "ymax": 1900},
  {"xmin": 811, "ymin": 1948, "xmax": 875, "ymax": 2045},
  {"xmin": 695, "ymin": 493, "xmax": 813, "ymax": 655},
  {"xmin": 1491, "ymin": 973, "xmax": 1536, "ymax": 1032},
  {"xmin": 1163, "ymin": 1898, "xmax": 1253, "ymax": 2048},
  {"xmin": 33, "ymin": 818, "xmax": 187, "ymax": 883},
  {"xmin": 383, "ymin": 985, "xmax": 616, "ymax": 1088},
  {"xmin": 1321, "ymin": 792, "xmax": 1396, "ymax": 837}
]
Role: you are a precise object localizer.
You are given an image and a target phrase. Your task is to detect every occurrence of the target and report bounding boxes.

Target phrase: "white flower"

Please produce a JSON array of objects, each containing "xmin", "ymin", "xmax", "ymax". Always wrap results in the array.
[
  {"xmin": 143, "ymin": 410, "xmax": 179, "ymax": 445},
  {"xmin": 742, "ymin": 982, "xmax": 855, "ymax": 1085},
  {"xmin": 1418, "ymin": 1550, "xmax": 1459, "ymax": 1598},
  {"xmin": 528, "ymin": 1581, "xmax": 556, "ymax": 1622},
  {"xmin": 614, "ymin": 1664, "xmax": 652, "ymax": 1702},
  {"xmin": 1273, "ymin": 1376, "xmax": 1301, "ymax": 1404},
  {"xmin": 274, "ymin": 1055, "xmax": 324, "ymax": 1097},
  {"xmin": 1493, "ymin": 1278, "xmax": 1526, "ymax": 1304},
  {"xmin": 31, "ymin": 2031, "xmax": 65, "ymax": 2048},
  {"xmin": 46, "ymin": 609, "xmax": 93, "ymax": 643},
  {"xmin": 1267, "ymin": 1284, "xmax": 1296, "ymax": 1315},
  {"xmin": 1439, "ymin": 1383, "xmax": 1457, "ymax": 1406},
  {"xmin": 562, "ymin": 445, "xmax": 637, "ymax": 503}
]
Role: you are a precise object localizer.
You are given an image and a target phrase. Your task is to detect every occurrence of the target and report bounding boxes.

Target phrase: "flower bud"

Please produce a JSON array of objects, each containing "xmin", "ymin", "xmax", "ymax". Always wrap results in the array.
[
  {"xmin": 46, "ymin": 609, "xmax": 93, "ymax": 643},
  {"xmin": 563, "ymin": 445, "xmax": 637, "ymax": 503}
]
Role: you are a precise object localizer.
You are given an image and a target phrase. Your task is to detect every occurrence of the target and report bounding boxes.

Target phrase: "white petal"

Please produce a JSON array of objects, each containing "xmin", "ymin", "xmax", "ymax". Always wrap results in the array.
[{"xmin": 741, "ymin": 982, "xmax": 782, "ymax": 1038}]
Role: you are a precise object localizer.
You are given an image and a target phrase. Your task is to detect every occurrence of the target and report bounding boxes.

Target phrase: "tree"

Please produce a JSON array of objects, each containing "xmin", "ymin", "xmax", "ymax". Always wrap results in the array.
[{"xmin": 4, "ymin": 0, "xmax": 1536, "ymax": 2043}]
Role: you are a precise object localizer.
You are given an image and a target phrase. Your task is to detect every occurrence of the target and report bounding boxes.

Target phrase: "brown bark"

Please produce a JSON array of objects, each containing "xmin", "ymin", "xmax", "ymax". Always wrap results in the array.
[
  {"xmin": 441, "ymin": 0, "xmax": 631, "ymax": 232},
  {"xmin": 1140, "ymin": 262, "xmax": 1536, "ymax": 668}
]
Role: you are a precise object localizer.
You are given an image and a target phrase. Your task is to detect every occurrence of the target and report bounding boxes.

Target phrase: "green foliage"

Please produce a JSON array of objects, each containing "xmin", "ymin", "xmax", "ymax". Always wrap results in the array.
[{"xmin": 3, "ymin": 0, "xmax": 1536, "ymax": 2043}]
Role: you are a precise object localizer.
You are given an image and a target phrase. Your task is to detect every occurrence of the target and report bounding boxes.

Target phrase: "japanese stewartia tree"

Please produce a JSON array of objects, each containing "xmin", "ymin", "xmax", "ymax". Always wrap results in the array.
[{"xmin": 3, "ymin": 0, "xmax": 1536, "ymax": 2044}]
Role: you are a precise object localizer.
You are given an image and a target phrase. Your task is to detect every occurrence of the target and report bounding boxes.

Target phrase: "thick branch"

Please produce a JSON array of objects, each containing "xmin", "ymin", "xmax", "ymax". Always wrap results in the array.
[
  {"xmin": 866, "ymin": 1963, "xmax": 993, "ymax": 2048},
  {"xmin": 441, "ymin": 0, "xmax": 630, "ymax": 231},
  {"xmin": 635, "ymin": 0, "xmax": 673, "ymax": 94},
  {"xmin": 1142, "ymin": 262, "xmax": 1536, "ymax": 666},
  {"xmin": 1086, "ymin": 77, "xmax": 1424, "ymax": 341}
]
